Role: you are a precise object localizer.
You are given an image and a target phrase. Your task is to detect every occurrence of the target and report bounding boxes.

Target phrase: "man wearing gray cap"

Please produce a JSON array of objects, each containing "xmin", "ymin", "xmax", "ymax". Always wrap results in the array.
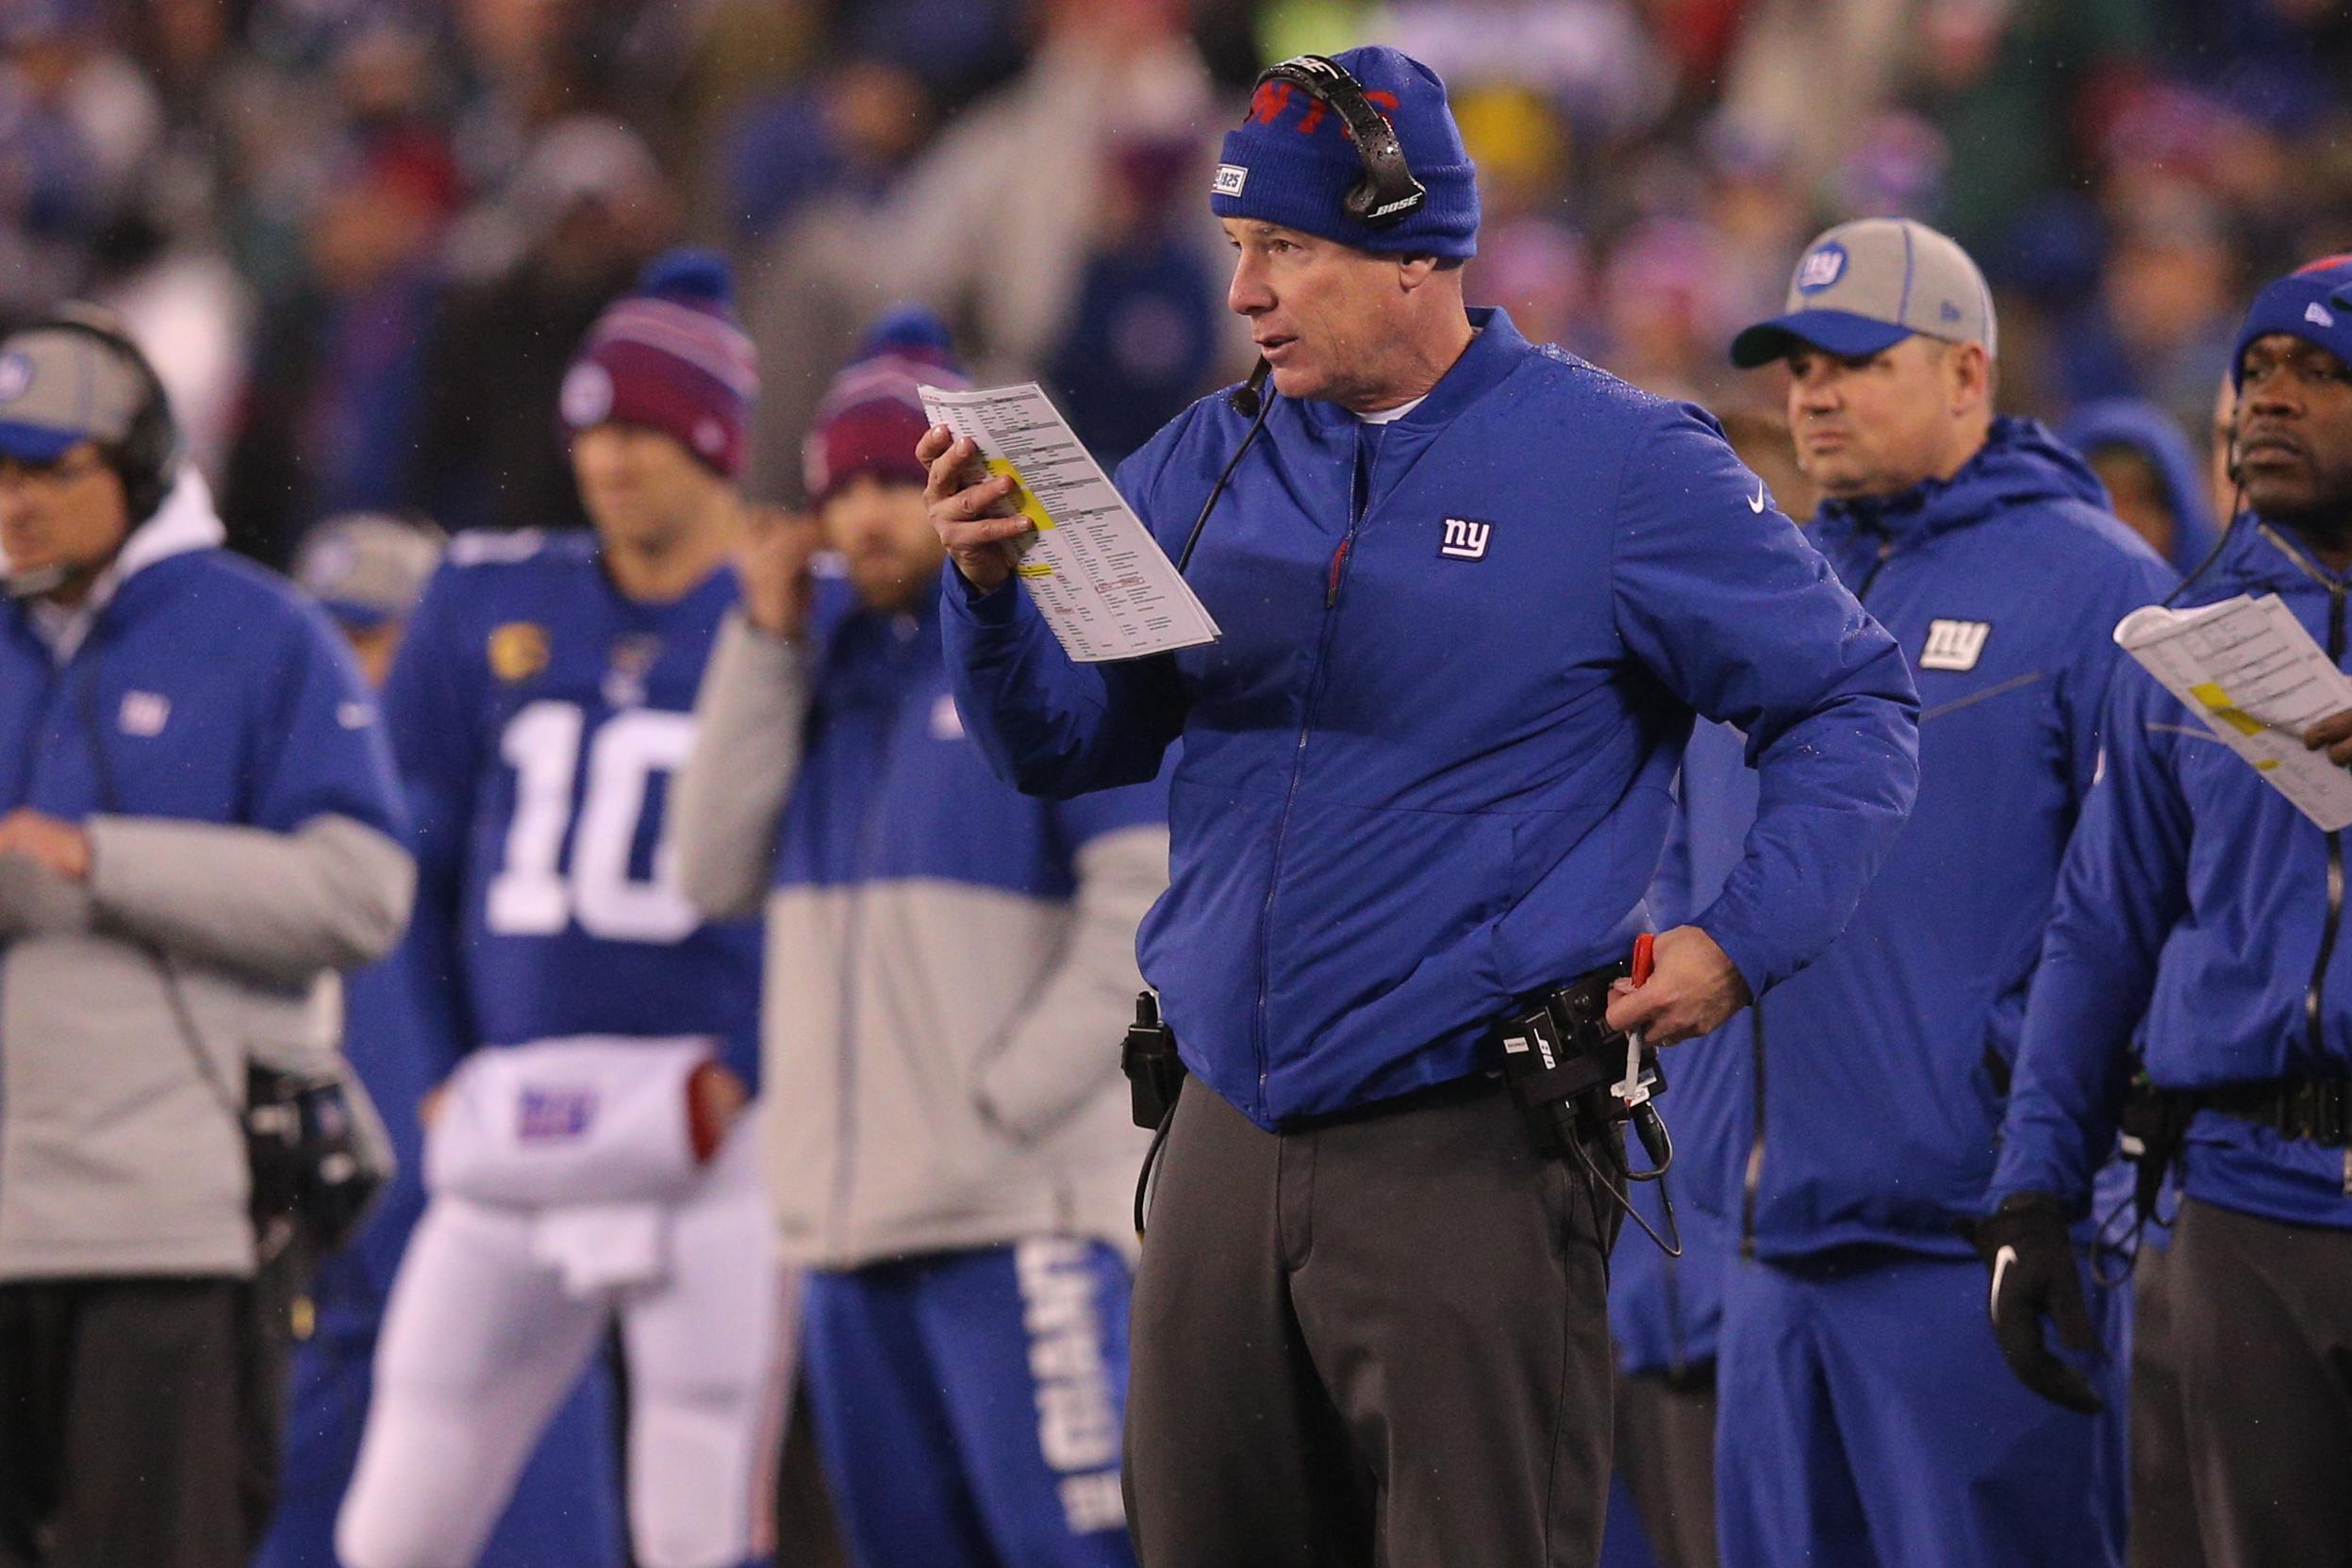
[
  {"xmin": 292, "ymin": 513, "xmax": 452, "ymax": 685},
  {"xmin": 1662, "ymin": 220, "xmax": 2176, "ymax": 1568},
  {"xmin": 0, "ymin": 313, "xmax": 413, "ymax": 1568}
]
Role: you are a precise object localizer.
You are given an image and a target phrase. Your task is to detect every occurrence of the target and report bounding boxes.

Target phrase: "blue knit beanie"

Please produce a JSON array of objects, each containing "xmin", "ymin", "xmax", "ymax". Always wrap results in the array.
[
  {"xmin": 1211, "ymin": 47, "xmax": 1479, "ymax": 260},
  {"xmin": 2232, "ymin": 254, "xmax": 2352, "ymax": 387}
]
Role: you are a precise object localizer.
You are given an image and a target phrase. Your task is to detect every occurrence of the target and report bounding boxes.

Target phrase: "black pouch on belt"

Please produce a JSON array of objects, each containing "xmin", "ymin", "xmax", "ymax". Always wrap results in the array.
[
  {"xmin": 1491, "ymin": 959, "xmax": 1668, "ymax": 1166},
  {"xmin": 1120, "ymin": 991, "xmax": 1185, "ymax": 1131}
]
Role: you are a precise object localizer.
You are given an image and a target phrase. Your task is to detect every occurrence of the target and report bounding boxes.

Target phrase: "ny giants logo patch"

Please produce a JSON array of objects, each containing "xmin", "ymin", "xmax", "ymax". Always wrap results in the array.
[
  {"xmin": 1795, "ymin": 244, "xmax": 1847, "ymax": 293},
  {"xmin": 517, "ymin": 1086, "xmax": 598, "ymax": 1142},
  {"xmin": 1438, "ymin": 517, "xmax": 1493, "ymax": 562},
  {"xmin": 1919, "ymin": 619, "xmax": 1993, "ymax": 672}
]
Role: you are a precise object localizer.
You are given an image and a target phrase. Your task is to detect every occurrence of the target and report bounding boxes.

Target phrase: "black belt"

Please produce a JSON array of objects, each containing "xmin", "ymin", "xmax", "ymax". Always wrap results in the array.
[{"xmin": 2193, "ymin": 1076, "xmax": 2352, "ymax": 1147}]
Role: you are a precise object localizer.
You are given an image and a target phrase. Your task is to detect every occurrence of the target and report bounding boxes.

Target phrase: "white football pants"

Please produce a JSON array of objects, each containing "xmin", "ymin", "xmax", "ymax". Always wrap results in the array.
[{"xmin": 336, "ymin": 1126, "xmax": 790, "ymax": 1568}]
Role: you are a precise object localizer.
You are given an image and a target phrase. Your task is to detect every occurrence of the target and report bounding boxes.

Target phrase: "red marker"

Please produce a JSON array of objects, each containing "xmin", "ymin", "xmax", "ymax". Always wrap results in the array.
[{"xmin": 1631, "ymin": 933, "xmax": 1655, "ymax": 986}]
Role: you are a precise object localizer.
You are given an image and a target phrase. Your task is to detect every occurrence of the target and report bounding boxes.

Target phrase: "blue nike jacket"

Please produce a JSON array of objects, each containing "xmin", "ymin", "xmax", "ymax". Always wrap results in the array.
[
  {"xmin": 942, "ymin": 309, "xmax": 1921, "ymax": 1129},
  {"xmin": 1669, "ymin": 418, "xmax": 2176, "ymax": 1259},
  {"xmin": 1992, "ymin": 517, "xmax": 2352, "ymax": 1229}
]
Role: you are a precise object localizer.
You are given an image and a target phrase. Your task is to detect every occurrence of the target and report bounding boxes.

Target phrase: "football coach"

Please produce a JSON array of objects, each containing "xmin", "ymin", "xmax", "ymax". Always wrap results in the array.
[{"xmin": 920, "ymin": 47, "xmax": 1921, "ymax": 1568}]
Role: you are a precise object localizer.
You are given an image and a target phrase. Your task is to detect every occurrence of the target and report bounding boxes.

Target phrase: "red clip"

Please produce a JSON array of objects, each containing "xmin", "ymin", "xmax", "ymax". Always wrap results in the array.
[{"xmin": 1631, "ymin": 933, "xmax": 1655, "ymax": 986}]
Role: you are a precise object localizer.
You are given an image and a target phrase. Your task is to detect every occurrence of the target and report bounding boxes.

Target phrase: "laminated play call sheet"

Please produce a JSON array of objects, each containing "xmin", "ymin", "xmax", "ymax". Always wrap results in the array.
[
  {"xmin": 2116, "ymin": 593, "xmax": 2352, "ymax": 831},
  {"xmin": 919, "ymin": 382, "xmax": 1219, "ymax": 663}
]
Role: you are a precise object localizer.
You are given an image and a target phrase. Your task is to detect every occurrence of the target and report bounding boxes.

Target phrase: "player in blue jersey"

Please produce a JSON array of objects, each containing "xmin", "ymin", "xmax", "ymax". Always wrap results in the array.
[
  {"xmin": 336, "ymin": 254, "xmax": 787, "ymax": 1568},
  {"xmin": 254, "ymin": 512, "xmax": 626, "ymax": 1568}
]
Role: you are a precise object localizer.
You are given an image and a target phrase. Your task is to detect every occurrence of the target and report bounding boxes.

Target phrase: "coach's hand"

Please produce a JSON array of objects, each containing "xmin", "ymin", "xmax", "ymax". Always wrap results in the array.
[
  {"xmin": 2306, "ymin": 707, "xmax": 2352, "ymax": 769},
  {"xmin": 737, "ymin": 506, "xmax": 822, "ymax": 639},
  {"xmin": 919, "ymin": 426, "xmax": 1033, "ymax": 593},
  {"xmin": 1971, "ymin": 1193, "xmax": 2106, "ymax": 1414},
  {"xmin": 1603, "ymin": 925, "xmax": 1749, "ymax": 1048}
]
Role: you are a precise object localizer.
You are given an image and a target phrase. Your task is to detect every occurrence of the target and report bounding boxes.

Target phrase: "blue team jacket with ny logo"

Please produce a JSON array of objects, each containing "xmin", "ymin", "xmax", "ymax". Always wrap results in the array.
[
  {"xmin": 1996, "ymin": 517, "xmax": 2352, "ymax": 1230},
  {"xmin": 944, "ymin": 308, "xmax": 1922, "ymax": 1130}
]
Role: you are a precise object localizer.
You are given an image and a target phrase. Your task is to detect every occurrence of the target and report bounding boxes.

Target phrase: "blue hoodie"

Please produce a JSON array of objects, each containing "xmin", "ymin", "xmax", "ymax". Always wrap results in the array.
[
  {"xmin": 1666, "ymin": 417, "xmax": 2175, "ymax": 1259},
  {"xmin": 1992, "ymin": 516, "xmax": 2352, "ymax": 1229},
  {"xmin": 942, "ymin": 308, "xmax": 1921, "ymax": 1129},
  {"xmin": 2060, "ymin": 398, "xmax": 2223, "ymax": 576}
]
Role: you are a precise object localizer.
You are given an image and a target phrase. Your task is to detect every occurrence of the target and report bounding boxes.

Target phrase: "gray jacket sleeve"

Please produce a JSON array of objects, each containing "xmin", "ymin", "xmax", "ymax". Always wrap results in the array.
[
  {"xmin": 85, "ymin": 813, "xmax": 415, "ymax": 983},
  {"xmin": 672, "ymin": 612, "xmax": 809, "ymax": 921},
  {"xmin": 973, "ymin": 822, "xmax": 1169, "ymax": 1143},
  {"xmin": 0, "ymin": 854, "xmax": 97, "ymax": 941}
]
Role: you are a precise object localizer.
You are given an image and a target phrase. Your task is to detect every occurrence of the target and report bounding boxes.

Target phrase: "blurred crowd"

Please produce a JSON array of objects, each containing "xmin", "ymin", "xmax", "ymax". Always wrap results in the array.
[{"xmin": 7, "ymin": 0, "xmax": 2351, "ymax": 567}]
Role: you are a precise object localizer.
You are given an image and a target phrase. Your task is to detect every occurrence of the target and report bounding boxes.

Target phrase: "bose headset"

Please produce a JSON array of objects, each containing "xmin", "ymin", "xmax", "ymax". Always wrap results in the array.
[
  {"xmin": 1176, "ymin": 55, "xmax": 1427, "ymax": 574},
  {"xmin": 1250, "ymin": 55, "xmax": 1429, "ymax": 234}
]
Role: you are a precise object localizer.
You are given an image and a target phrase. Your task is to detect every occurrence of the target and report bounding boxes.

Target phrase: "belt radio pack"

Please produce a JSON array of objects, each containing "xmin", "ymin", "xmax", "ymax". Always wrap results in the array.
[
  {"xmin": 1116, "ymin": 937, "xmax": 1684, "ymax": 1252},
  {"xmin": 1121, "ymin": 993, "xmax": 1185, "ymax": 1236},
  {"xmin": 1122, "ymin": 991, "xmax": 1184, "ymax": 1131},
  {"xmin": 1494, "ymin": 934, "xmax": 1681, "ymax": 1256}
]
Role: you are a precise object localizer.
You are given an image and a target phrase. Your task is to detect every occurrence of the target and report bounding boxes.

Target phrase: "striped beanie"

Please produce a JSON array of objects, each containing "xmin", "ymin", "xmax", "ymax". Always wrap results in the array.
[
  {"xmin": 560, "ymin": 249, "xmax": 760, "ymax": 476},
  {"xmin": 803, "ymin": 306, "xmax": 968, "ymax": 505}
]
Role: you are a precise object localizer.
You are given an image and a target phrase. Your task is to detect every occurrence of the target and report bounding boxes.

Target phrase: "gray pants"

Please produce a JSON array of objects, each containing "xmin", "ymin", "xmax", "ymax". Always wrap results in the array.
[
  {"xmin": 2128, "ymin": 1239, "xmax": 2205, "ymax": 1568},
  {"xmin": 2170, "ymin": 1197, "xmax": 2352, "ymax": 1568},
  {"xmin": 1615, "ymin": 1369, "xmax": 1718, "ymax": 1568},
  {"xmin": 1122, "ymin": 1075, "xmax": 1615, "ymax": 1568},
  {"xmin": 0, "ymin": 1277, "xmax": 256, "ymax": 1568}
]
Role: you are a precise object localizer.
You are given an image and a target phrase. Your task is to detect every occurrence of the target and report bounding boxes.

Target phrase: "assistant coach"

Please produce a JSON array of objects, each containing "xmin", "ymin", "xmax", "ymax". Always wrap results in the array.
[{"xmin": 921, "ymin": 47, "xmax": 1920, "ymax": 1568}]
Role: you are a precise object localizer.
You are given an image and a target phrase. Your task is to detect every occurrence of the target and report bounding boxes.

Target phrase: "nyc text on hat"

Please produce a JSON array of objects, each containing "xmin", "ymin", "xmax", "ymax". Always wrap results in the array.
[{"xmin": 1209, "ymin": 45, "xmax": 1479, "ymax": 260}]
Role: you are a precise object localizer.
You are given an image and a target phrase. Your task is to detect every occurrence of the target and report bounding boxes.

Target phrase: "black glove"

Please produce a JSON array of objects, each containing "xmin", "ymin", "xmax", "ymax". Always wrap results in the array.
[{"xmin": 1970, "ymin": 1193, "xmax": 2105, "ymax": 1414}]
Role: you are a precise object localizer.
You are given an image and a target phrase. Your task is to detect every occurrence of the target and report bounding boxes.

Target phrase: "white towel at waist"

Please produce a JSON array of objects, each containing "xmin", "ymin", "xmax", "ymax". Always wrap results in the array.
[{"xmin": 425, "ymin": 1035, "xmax": 714, "ymax": 1210}]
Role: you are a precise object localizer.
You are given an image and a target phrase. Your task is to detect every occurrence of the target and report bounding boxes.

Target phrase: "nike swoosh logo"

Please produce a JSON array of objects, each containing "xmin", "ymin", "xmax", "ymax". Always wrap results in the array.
[
  {"xmin": 1748, "ymin": 482, "xmax": 1767, "ymax": 514},
  {"xmin": 1990, "ymin": 1244, "xmax": 2017, "ymax": 1314}
]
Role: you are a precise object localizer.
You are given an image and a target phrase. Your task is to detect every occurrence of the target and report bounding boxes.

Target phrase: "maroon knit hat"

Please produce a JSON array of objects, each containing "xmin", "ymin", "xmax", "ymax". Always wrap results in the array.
[
  {"xmin": 803, "ymin": 306, "xmax": 968, "ymax": 505},
  {"xmin": 560, "ymin": 249, "xmax": 759, "ymax": 476}
]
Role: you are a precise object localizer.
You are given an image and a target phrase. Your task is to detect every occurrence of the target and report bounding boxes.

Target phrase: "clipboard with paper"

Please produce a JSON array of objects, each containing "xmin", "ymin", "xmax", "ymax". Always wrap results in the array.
[
  {"xmin": 2114, "ymin": 593, "xmax": 2352, "ymax": 831},
  {"xmin": 919, "ymin": 382, "xmax": 1220, "ymax": 664}
]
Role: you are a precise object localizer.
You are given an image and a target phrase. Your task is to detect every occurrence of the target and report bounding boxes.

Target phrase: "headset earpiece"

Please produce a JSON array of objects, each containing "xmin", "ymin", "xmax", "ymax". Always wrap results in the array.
[
  {"xmin": 22, "ymin": 306, "xmax": 179, "ymax": 522},
  {"xmin": 1254, "ymin": 56, "xmax": 1428, "ymax": 232}
]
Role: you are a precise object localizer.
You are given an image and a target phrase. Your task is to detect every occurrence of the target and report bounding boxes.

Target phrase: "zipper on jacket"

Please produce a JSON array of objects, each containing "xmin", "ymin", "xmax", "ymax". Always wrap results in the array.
[
  {"xmin": 1251, "ymin": 444, "xmax": 1371, "ymax": 1105},
  {"xmin": 826, "ymin": 629, "xmax": 912, "ymax": 1249},
  {"xmin": 15, "ymin": 663, "xmax": 60, "ymax": 807},
  {"xmin": 1851, "ymin": 528, "xmax": 1897, "ymax": 599},
  {"xmin": 2308, "ymin": 587, "xmax": 2346, "ymax": 1068}
]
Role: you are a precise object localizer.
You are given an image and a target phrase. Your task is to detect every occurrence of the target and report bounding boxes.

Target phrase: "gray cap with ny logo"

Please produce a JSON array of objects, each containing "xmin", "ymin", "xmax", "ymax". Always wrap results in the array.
[
  {"xmin": 0, "ymin": 324, "xmax": 153, "ymax": 463},
  {"xmin": 1731, "ymin": 217, "xmax": 1997, "ymax": 369}
]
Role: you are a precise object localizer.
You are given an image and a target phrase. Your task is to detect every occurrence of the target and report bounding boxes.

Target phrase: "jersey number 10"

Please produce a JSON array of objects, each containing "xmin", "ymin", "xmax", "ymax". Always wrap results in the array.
[{"xmin": 485, "ymin": 701, "xmax": 701, "ymax": 943}]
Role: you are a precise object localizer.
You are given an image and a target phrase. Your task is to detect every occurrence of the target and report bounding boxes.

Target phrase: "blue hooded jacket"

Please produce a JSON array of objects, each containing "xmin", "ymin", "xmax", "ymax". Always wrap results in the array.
[
  {"xmin": 1992, "ymin": 516, "xmax": 2352, "ymax": 1229},
  {"xmin": 2060, "ymin": 398, "xmax": 2223, "ymax": 576},
  {"xmin": 942, "ymin": 309, "xmax": 1921, "ymax": 1129},
  {"xmin": 1666, "ymin": 418, "xmax": 2175, "ymax": 1259}
]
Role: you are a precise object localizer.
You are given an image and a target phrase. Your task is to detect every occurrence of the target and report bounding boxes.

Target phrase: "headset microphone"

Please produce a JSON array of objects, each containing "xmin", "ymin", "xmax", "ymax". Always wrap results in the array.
[{"xmin": 1228, "ymin": 358, "xmax": 1271, "ymax": 418}]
